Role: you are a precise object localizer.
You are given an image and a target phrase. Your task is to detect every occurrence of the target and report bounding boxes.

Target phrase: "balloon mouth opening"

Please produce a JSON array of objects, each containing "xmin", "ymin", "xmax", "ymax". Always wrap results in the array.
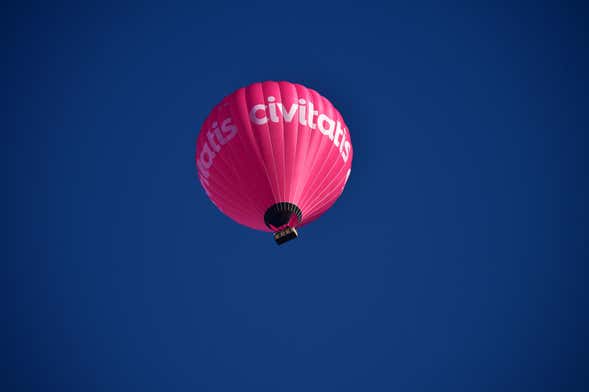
[{"xmin": 264, "ymin": 202, "xmax": 302, "ymax": 244}]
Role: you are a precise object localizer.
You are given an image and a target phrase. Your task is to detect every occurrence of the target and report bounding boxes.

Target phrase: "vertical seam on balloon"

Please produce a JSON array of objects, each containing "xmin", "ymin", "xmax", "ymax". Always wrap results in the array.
[
  {"xmin": 276, "ymin": 82, "xmax": 287, "ymax": 203},
  {"xmin": 297, "ymin": 95, "xmax": 339, "ymax": 211},
  {"xmin": 244, "ymin": 84, "xmax": 278, "ymax": 206},
  {"xmin": 286, "ymin": 83, "xmax": 300, "ymax": 205},
  {"xmin": 290, "ymin": 84, "xmax": 315, "ymax": 212},
  {"xmin": 295, "ymin": 91, "xmax": 333, "ymax": 218},
  {"xmin": 299, "ymin": 108, "xmax": 350, "ymax": 215},
  {"xmin": 261, "ymin": 82, "xmax": 280, "ymax": 203}
]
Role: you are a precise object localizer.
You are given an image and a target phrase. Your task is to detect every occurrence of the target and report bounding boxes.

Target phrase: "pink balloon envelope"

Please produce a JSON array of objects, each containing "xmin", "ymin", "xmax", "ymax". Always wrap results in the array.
[{"xmin": 196, "ymin": 81, "xmax": 353, "ymax": 244}]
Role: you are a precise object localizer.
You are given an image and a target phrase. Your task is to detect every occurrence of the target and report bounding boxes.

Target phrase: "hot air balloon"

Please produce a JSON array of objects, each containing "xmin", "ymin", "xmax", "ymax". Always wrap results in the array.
[{"xmin": 196, "ymin": 81, "xmax": 353, "ymax": 244}]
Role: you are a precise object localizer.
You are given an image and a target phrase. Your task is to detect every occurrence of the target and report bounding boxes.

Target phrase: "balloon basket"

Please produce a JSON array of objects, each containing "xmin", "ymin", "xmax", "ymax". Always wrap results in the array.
[{"xmin": 273, "ymin": 227, "xmax": 298, "ymax": 245}]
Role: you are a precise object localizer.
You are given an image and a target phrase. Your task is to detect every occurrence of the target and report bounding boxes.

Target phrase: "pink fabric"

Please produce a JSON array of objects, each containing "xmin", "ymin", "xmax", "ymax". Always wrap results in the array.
[{"xmin": 196, "ymin": 81, "xmax": 353, "ymax": 232}]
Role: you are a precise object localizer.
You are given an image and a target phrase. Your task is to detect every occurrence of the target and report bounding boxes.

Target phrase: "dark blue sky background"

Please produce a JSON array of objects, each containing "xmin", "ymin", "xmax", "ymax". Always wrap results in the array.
[{"xmin": 4, "ymin": 1, "xmax": 588, "ymax": 391}]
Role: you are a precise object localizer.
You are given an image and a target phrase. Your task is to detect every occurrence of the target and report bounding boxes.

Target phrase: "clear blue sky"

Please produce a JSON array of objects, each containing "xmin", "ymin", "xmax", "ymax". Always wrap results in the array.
[{"xmin": 4, "ymin": 1, "xmax": 588, "ymax": 391}]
